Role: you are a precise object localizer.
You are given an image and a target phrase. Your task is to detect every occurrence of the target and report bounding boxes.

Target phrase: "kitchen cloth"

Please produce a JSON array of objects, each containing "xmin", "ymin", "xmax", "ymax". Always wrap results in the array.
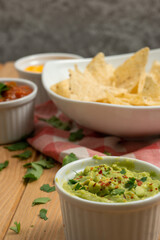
[{"xmin": 28, "ymin": 101, "xmax": 160, "ymax": 167}]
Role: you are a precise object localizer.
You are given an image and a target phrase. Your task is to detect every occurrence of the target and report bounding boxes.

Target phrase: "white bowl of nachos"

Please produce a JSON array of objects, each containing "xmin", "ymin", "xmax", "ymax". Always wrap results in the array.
[{"xmin": 42, "ymin": 47, "xmax": 160, "ymax": 137}]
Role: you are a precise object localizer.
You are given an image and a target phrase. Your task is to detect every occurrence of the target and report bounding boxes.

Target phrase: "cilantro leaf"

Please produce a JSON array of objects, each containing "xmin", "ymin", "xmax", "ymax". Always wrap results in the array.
[
  {"xmin": 104, "ymin": 151, "xmax": 111, "ymax": 156},
  {"xmin": 40, "ymin": 116, "xmax": 71, "ymax": 130},
  {"xmin": 120, "ymin": 169, "xmax": 126, "ymax": 175},
  {"xmin": 32, "ymin": 197, "xmax": 51, "ymax": 206},
  {"xmin": 35, "ymin": 155, "xmax": 55, "ymax": 169},
  {"xmin": 10, "ymin": 221, "xmax": 21, "ymax": 234},
  {"xmin": 13, "ymin": 150, "xmax": 32, "ymax": 160},
  {"xmin": 62, "ymin": 153, "xmax": 78, "ymax": 166},
  {"xmin": 111, "ymin": 189, "xmax": 125, "ymax": 195},
  {"xmin": 75, "ymin": 183, "xmax": 81, "ymax": 190},
  {"xmin": 23, "ymin": 163, "xmax": 43, "ymax": 181},
  {"xmin": 23, "ymin": 156, "xmax": 54, "ymax": 182},
  {"xmin": 69, "ymin": 129, "xmax": 84, "ymax": 142},
  {"xmin": 0, "ymin": 82, "xmax": 9, "ymax": 98},
  {"xmin": 102, "ymin": 168, "xmax": 110, "ymax": 176},
  {"xmin": 4, "ymin": 141, "xmax": 29, "ymax": 151},
  {"xmin": 125, "ymin": 177, "xmax": 136, "ymax": 190},
  {"xmin": 39, "ymin": 208, "xmax": 48, "ymax": 221},
  {"xmin": 68, "ymin": 179, "xmax": 77, "ymax": 185},
  {"xmin": 40, "ymin": 184, "xmax": 56, "ymax": 193},
  {"xmin": 140, "ymin": 177, "xmax": 147, "ymax": 182},
  {"xmin": 0, "ymin": 160, "xmax": 9, "ymax": 171}
]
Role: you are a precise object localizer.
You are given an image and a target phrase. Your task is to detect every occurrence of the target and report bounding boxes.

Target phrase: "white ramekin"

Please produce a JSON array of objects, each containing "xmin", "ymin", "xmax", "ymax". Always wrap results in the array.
[
  {"xmin": 14, "ymin": 53, "xmax": 83, "ymax": 105},
  {"xmin": 0, "ymin": 78, "xmax": 37, "ymax": 144},
  {"xmin": 55, "ymin": 156, "xmax": 160, "ymax": 240}
]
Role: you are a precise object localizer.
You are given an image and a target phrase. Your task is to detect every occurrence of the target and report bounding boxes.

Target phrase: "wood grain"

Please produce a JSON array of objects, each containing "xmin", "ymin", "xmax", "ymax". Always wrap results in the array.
[
  {"xmin": 0, "ymin": 146, "xmax": 37, "ymax": 239},
  {"xmin": 4, "ymin": 163, "xmax": 65, "ymax": 240},
  {"xmin": 0, "ymin": 62, "xmax": 18, "ymax": 77}
]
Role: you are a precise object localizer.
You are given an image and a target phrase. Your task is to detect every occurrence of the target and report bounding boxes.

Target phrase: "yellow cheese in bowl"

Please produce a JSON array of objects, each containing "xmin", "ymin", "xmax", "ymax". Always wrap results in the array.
[{"xmin": 25, "ymin": 65, "xmax": 44, "ymax": 73}]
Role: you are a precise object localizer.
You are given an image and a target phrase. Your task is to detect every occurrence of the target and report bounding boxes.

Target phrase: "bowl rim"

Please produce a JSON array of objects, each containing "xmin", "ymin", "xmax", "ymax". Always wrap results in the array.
[
  {"xmin": 0, "ymin": 78, "xmax": 38, "ymax": 107},
  {"xmin": 42, "ymin": 57, "xmax": 160, "ymax": 110},
  {"xmin": 55, "ymin": 156, "xmax": 160, "ymax": 208},
  {"xmin": 14, "ymin": 52, "xmax": 83, "ymax": 76}
]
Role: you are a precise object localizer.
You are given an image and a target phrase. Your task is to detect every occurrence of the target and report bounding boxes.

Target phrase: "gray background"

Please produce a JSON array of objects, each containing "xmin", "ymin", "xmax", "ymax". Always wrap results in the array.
[{"xmin": 0, "ymin": 0, "xmax": 160, "ymax": 62}]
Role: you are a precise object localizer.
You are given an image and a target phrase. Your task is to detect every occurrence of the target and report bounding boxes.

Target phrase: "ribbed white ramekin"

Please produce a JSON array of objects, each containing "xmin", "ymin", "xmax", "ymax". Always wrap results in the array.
[
  {"xmin": 0, "ymin": 78, "xmax": 37, "ymax": 144},
  {"xmin": 55, "ymin": 156, "xmax": 160, "ymax": 240},
  {"xmin": 14, "ymin": 53, "xmax": 83, "ymax": 105}
]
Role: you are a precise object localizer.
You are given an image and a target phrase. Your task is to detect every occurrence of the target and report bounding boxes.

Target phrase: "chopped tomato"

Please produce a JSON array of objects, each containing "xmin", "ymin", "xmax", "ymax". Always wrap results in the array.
[{"xmin": 1, "ymin": 82, "xmax": 32, "ymax": 102}]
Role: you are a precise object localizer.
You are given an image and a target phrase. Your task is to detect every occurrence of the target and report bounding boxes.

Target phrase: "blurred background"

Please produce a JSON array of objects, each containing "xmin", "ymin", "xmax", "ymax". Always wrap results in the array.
[{"xmin": 0, "ymin": 0, "xmax": 160, "ymax": 62}]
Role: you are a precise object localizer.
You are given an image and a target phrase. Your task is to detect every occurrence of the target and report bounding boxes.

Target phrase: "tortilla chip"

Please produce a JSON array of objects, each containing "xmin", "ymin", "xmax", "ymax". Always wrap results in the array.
[
  {"xmin": 51, "ymin": 79, "xmax": 71, "ymax": 98},
  {"xmin": 113, "ymin": 47, "xmax": 149, "ymax": 93},
  {"xmin": 86, "ymin": 52, "xmax": 115, "ymax": 86},
  {"xmin": 116, "ymin": 93, "xmax": 146, "ymax": 106},
  {"xmin": 142, "ymin": 73, "xmax": 160, "ymax": 99},
  {"xmin": 150, "ymin": 61, "xmax": 160, "ymax": 84},
  {"xmin": 97, "ymin": 93, "xmax": 131, "ymax": 105},
  {"xmin": 68, "ymin": 65, "xmax": 107, "ymax": 101}
]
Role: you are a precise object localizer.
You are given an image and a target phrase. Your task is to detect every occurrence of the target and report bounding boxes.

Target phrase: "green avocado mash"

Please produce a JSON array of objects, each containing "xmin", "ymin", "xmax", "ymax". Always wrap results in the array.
[{"xmin": 63, "ymin": 163, "xmax": 160, "ymax": 203}]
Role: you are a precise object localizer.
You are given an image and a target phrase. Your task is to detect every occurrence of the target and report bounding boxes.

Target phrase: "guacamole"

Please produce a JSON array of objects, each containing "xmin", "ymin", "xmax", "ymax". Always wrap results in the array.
[{"xmin": 63, "ymin": 163, "xmax": 160, "ymax": 203}]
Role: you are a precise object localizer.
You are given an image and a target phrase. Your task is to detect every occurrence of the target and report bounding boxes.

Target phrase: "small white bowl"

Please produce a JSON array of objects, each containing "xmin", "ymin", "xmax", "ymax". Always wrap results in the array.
[
  {"xmin": 15, "ymin": 53, "xmax": 83, "ymax": 105},
  {"xmin": 55, "ymin": 156, "xmax": 160, "ymax": 240},
  {"xmin": 42, "ymin": 48, "xmax": 160, "ymax": 137},
  {"xmin": 0, "ymin": 78, "xmax": 37, "ymax": 144}
]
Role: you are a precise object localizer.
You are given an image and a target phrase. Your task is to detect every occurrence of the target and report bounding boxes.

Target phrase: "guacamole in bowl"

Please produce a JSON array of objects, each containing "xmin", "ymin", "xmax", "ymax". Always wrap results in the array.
[
  {"xmin": 55, "ymin": 156, "xmax": 160, "ymax": 240},
  {"xmin": 63, "ymin": 162, "xmax": 160, "ymax": 203}
]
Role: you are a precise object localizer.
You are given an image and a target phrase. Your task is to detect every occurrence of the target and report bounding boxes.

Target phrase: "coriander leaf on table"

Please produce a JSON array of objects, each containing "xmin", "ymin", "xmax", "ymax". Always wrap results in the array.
[
  {"xmin": 0, "ymin": 82, "xmax": 9, "ymax": 97},
  {"xmin": 35, "ymin": 155, "xmax": 55, "ymax": 169},
  {"xmin": 23, "ymin": 163, "xmax": 43, "ymax": 181},
  {"xmin": 40, "ymin": 184, "xmax": 56, "ymax": 193},
  {"xmin": 23, "ymin": 155, "xmax": 55, "ymax": 181},
  {"xmin": 32, "ymin": 197, "xmax": 51, "ymax": 206},
  {"xmin": 40, "ymin": 116, "xmax": 71, "ymax": 130},
  {"xmin": 4, "ymin": 141, "xmax": 29, "ymax": 151},
  {"xmin": 69, "ymin": 129, "xmax": 84, "ymax": 142},
  {"xmin": 10, "ymin": 221, "xmax": 21, "ymax": 234},
  {"xmin": 62, "ymin": 153, "xmax": 78, "ymax": 166},
  {"xmin": 39, "ymin": 208, "xmax": 48, "ymax": 221},
  {"xmin": 13, "ymin": 150, "xmax": 32, "ymax": 160},
  {"xmin": 0, "ymin": 160, "xmax": 9, "ymax": 171}
]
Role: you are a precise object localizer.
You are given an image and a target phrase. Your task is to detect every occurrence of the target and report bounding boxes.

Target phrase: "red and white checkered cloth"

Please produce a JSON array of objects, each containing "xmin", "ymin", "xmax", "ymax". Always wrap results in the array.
[{"xmin": 28, "ymin": 101, "xmax": 160, "ymax": 167}]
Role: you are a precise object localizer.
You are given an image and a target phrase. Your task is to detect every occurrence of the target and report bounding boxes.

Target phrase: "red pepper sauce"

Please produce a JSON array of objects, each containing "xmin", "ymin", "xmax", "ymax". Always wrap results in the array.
[{"xmin": 0, "ymin": 82, "xmax": 33, "ymax": 102}]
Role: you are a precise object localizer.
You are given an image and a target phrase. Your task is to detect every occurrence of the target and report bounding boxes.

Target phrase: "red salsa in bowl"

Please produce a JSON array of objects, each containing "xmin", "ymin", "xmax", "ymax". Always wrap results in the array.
[{"xmin": 0, "ymin": 81, "xmax": 33, "ymax": 102}]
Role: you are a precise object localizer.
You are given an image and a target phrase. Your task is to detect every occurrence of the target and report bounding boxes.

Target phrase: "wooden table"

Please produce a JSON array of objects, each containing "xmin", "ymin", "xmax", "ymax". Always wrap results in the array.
[
  {"xmin": 0, "ymin": 62, "xmax": 65, "ymax": 240},
  {"xmin": 1, "ymin": 62, "xmax": 160, "ymax": 240}
]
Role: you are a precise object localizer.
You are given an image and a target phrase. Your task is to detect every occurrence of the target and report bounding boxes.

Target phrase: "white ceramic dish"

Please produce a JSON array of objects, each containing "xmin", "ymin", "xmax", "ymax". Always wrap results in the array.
[
  {"xmin": 42, "ymin": 48, "xmax": 160, "ymax": 137},
  {"xmin": 15, "ymin": 53, "xmax": 83, "ymax": 105},
  {"xmin": 55, "ymin": 156, "xmax": 160, "ymax": 240},
  {"xmin": 0, "ymin": 78, "xmax": 37, "ymax": 144}
]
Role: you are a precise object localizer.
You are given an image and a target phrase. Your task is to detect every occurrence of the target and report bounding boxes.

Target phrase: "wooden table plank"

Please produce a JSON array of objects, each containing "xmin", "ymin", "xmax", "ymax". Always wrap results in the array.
[
  {"xmin": 0, "ymin": 146, "xmax": 38, "ymax": 239},
  {"xmin": 4, "ymin": 163, "xmax": 65, "ymax": 240},
  {"xmin": 0, "ymin": 62, "xmax": 18, "ymax": 77}
]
